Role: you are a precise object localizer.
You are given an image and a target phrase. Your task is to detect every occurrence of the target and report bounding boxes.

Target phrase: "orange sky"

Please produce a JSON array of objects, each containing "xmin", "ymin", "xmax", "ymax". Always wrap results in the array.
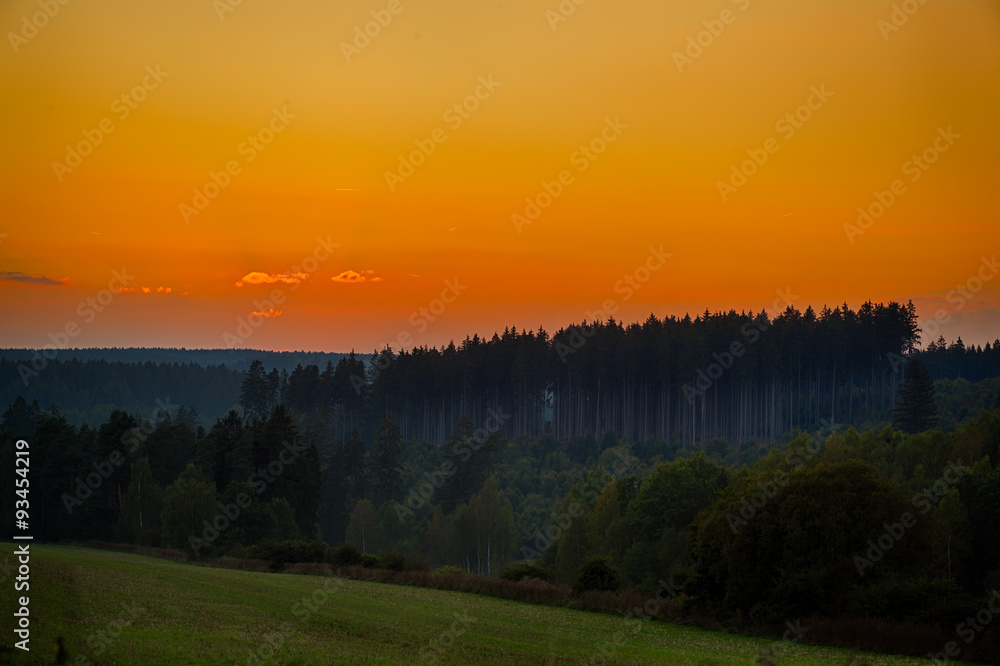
[{"xmin": 1, "ymin": 0, "xmax": 999, "ymax": 352}]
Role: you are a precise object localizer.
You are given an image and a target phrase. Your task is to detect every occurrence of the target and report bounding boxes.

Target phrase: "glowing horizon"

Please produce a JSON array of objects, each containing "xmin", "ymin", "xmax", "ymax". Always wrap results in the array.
[{"xmin": 1, "ymin": 0, "xmax": 998, "ymax": 353}]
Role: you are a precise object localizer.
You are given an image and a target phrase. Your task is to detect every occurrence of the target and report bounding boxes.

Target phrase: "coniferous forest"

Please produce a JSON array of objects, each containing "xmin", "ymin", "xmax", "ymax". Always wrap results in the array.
[{"xmin": 3, "ymin": 303, "xmax": 1000, "ymax": 661}]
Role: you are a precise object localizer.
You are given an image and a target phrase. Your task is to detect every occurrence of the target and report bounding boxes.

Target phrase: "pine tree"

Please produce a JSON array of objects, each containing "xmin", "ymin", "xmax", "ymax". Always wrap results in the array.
[
  {"xmin": 239, "ymin": 360, "xmax": 269, "ymax": 421},
  {"xmin": 342, "ymin": 426, "xmax": 368, "ymax": 500},
  {"xmin": 369, "ymin": 413, "xmax": 403, "ymax": 506},
  {"xmin": 893, "ymin": 358, "xmax": 938, "ymax": 434}
]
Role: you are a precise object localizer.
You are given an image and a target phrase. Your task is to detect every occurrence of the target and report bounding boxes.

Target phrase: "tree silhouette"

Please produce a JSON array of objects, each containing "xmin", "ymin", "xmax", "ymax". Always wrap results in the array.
[
  {"xmin": 369, "ymin": 412, "xmax": 403, "ymax": 506},
  {"xmin": 893, "ymin": 358, "xmax": 939, "ymax": 434},
  {"xmin": 239, "ymin": 360, "xmax": 269, "ymax": 421}
]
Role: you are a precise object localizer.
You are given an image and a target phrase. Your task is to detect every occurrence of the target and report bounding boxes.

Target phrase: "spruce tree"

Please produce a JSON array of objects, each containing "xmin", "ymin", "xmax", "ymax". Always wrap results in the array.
[
  {"xmin": 239, "ymin": 360, "xmax": 269, "ymax": 421},
  {"xmin": 893, "ymin": 358, "xmax": 938, "ymax": 433},
  {"xmin": 369, "ymin": 413, "xmax": 403, "ymax": 506}
]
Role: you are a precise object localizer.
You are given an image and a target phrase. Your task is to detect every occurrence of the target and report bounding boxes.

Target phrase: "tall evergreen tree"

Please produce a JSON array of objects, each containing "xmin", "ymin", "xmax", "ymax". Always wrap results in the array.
[
  {"xmin": 239, "ymin": 360, "xmax": 270, "ymax": 421},
  {"xmin": 893, "ymin": 358, "xmax": 939, "ymax": 434},
  {"xmin": 369, "ymin": 412, "xmax": 403, "ymax": 506},
  {"xmin": 342, "ymin": 426, "xmax": 368, "ymax": 500}
]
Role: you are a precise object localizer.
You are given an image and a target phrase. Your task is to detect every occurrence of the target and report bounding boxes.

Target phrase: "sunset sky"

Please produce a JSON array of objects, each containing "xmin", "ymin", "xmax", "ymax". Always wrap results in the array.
[{"xmin": 1, "ymin": 0, "xmax": 998, "ymax": 352}]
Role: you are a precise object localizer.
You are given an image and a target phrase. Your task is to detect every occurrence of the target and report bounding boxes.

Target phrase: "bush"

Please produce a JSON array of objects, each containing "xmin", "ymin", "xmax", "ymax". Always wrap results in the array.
[
  {"xmin": 379, "ymin": 550, "xmax": 408, "ymax": 571},
  {"xmin": 499, "ymin": 562, "xmax": 553, "ymax": 583},
  {"xmin": 360, "ymin": 553, "xmax": 380, "ymax": 569},
  {"xmin": 330, "ymin": 543, "xmax": 363, "ymax": 567},
  {"xmin": 854, "ymin": 576, "xmax": 973, "ymax": 625},
  {"xmin": 573, "ymin": 556, "xmax": 622, "ymax": 593},
  {"xmin": 435, "ymin": 565, "xmax": 468, "ymax": 576},
  {"xmin": 244, "ymin": 539, "xmax": 329, "ymax": 570}
]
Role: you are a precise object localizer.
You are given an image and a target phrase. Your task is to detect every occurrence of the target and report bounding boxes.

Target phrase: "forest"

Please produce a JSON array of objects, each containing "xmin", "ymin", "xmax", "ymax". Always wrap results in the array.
[
  {"xmin": 3, "ymin": 301, "xmax": 999, "ymax": 436},
  {"xmin": 2, "ymin": 301, "xmax": 1000, "ymax": 660}
]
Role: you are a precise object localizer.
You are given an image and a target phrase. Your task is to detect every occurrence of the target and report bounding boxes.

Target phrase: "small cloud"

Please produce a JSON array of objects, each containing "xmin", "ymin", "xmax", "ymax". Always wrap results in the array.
[
  {"xmin": 118, "ymin": 285, "xmax": 173, "ymax": 294},
  {"xmin": 332, "ymin": 269, "xmax": 382, "ymax": 284},
  {"xmin": 0, "ymin": 271, "xmax": 68, "ymax": 286},
  {"xmin": 251, "ymin": 307, "xmax": 283, "ymax": 319},
  {"xmin": 235, "ymin": 271, "xmax": 308, "ymax": 287}
]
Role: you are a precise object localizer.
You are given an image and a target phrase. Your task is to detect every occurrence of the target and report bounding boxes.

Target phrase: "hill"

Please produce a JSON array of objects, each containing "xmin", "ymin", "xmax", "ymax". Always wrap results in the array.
[{"xmin": 0, "ymin": 546, "xmax": 931, "ymax": 665}]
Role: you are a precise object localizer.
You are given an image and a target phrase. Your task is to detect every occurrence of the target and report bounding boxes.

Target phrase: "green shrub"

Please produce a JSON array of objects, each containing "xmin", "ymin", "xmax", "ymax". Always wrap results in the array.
[
  {"xmin": 573, "ymin": 556, "xmax": 622, "ymax": 593},
  {"xmin": 499, "ymin": 562, "xmax": 553, "ymax": 582},
  {"xmin": 380, "ymin": 550, "xmax": 408, "ymax": 571},
  {"xmin": 435, "ymin": 565, "xmax": 468, "ymax": 576},
  {"xmin": 330, "ymin": 543, "xmax": 363, "ymax": 567},
  {"xmin": 244, "ymin": 539, "xmax": 329, "ymax": 570}
]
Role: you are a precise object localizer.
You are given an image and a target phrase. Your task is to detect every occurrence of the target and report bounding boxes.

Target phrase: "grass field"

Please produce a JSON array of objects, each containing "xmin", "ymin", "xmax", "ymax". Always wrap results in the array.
[{"xmin": 0, "ymin": 545, "xmax": 935, "ymax": 665}]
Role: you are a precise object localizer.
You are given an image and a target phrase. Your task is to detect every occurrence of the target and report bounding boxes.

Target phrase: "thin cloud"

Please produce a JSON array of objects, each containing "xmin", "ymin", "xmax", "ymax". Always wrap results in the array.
[
  {"xmin": 118, "ymin": 285, "xmax": 173, "ymax": 294},
  {"xmin": 332, "ymin": 269, "xmax": 382, "ymax": 284},
  {"xmin": 251, "ymin": 307, "xmax": 283, "ymax": 319},
  {"xmin": 235, "ymin": 271, "xmax": 308, "ymax": 287},
  {"xmin": 0, "ymin": 271, "xmax": 68, "ymax": 286}
]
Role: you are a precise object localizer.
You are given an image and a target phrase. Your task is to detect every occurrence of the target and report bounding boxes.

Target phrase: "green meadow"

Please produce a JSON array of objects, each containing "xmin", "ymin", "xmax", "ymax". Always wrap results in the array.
[{"xmin": 1, "ymin": 546, "xmax": 935, "ymax": 665}]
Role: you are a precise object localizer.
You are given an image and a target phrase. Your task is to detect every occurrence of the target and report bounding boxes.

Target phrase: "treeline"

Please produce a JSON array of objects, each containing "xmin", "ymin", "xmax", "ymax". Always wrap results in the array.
[
  {"xmin": 245, "ymin": 300, "xmax": 1000, "ymax": 447},
  {"xmin": 0, "ymin": 347, "xmax": 347, "ymax": 373},
  {"xmin": 922, "ymin": 335, "xmax": 1000, "ymax": 382},
  {"xmin": 342, "ymin": 301, "xmax": 926, "ymax": 446},
  {"xmin": 0, "ymin": 358, "xmax": 243, "ymax": 427},
  {"xmin": 5, "ymin": 302, "xmax": 1000, "ymax": 446}
]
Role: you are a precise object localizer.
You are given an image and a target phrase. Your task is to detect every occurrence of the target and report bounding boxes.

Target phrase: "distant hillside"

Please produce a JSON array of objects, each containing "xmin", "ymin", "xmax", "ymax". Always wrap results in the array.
[
  {"xmin": 0, "ymin": 348, "xmax": 350, "ymax": 427},
  {"xmin": 0, "ymin": 347, "xmax": 348, "ymax": 373}
]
